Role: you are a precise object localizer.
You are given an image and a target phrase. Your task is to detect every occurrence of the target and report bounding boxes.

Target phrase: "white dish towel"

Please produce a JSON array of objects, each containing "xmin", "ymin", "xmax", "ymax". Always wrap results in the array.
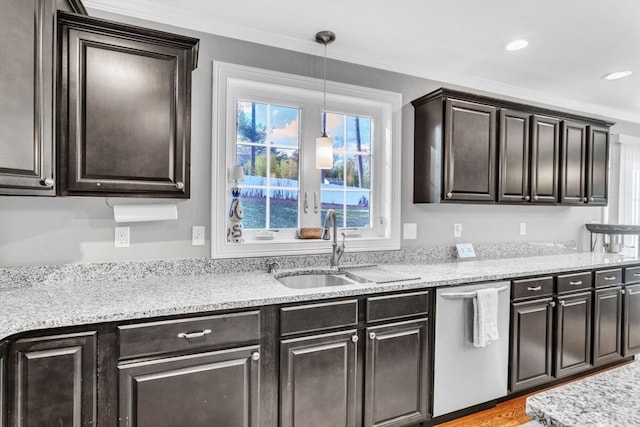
[{"xmin": 473, "ymin": 288, "xmax": 499, "ymax": 347}]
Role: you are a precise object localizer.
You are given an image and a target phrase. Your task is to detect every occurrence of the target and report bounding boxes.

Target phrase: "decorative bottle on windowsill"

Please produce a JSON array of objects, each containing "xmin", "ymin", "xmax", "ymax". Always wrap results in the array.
[{"xmin": 227, "ymin": 165, "xmax": 244, "ymax": 243}]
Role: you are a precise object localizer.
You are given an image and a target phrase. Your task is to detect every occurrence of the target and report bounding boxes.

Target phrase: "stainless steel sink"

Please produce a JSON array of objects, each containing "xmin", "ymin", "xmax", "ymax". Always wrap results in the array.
[{"xmin": 276, "ymin": 273, "xmax": 356, "ymax": 289}]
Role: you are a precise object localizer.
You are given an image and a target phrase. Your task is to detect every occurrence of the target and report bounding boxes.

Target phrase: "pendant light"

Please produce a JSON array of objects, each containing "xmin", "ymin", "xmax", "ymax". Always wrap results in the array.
[{"xmin": 315, "ymin": 30, "xmax": 336, "ymax": 169}]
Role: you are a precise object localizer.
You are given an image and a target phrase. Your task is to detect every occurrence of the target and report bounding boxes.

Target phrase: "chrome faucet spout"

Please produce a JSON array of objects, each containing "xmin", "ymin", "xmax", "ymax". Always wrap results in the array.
[{"xmin": 323, "ymin": 209, "xmax": 345, "ymax": 267}]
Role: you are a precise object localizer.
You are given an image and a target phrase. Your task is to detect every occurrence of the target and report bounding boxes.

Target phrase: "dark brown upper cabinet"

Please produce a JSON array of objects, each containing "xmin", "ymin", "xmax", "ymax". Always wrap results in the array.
[
  {"xmin": 0, "ymin": 0, "xmax": 84, "ymax": 196},
  {"xmin": 57, "ymin": 12, "xmax": 199, "ymax": 198},
  {"xmin": 530, "ymin": 116, "xmax": 561, "ymax": 203},
  {"xmin": 413, "ymin": 92, "xmax": 496, "ymax": 203},
  {"xmin": 498, "ymin": 111, "xmax": 560, "ymax": 204},
  {"xmin": 412, "ymin": 88, "xmax": 613, "ymax": 205},
  {"xmin": 586, "ymin": 126, "xmax": 610, "ymax": 205},
  {"xmin": 560, "ymin": 121, "xmax": 588, "ymax": 204},
  {"xmin": 498, "ymin": 109, "xmax": 530, "ymax": 202}
]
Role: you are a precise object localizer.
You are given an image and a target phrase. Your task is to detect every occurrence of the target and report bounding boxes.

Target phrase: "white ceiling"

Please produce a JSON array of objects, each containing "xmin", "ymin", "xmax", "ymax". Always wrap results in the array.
[{"xmin": 83, "ymin": 0, "xmax": 640, "ymax": 124}]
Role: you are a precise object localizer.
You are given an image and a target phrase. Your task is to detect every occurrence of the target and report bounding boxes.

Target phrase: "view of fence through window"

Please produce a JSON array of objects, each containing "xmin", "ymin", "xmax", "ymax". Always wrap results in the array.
[
  {"xmin": 320, "ymin": 112, "xmax": 371, "ymax": 228},
  {"xmin": 235, "ymin": 100, "xmax": 372, "ymax": 230}
]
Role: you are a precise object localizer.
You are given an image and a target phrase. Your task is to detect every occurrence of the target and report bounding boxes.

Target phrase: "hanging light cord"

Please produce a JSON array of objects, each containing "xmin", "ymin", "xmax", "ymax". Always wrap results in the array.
[{"xmin": 322, "ymin": 41, "xmax": 328, "ymax": 137}]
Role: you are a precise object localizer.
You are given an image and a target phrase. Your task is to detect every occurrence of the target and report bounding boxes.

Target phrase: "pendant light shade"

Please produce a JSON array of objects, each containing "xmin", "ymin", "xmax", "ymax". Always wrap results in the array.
[
  {"xmin": 315, "ymin": 30, "xmax": 335, "ymax": 170},
  {"xmin": 316, "ymin": 135, "xmax": 333, "ymax": 169}
]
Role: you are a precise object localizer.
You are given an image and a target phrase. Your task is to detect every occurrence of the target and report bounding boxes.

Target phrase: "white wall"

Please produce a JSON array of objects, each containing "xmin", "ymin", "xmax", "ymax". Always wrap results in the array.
[{"xmin": 0, "ymin": 10, "xmax": 638, "ymax": 267}]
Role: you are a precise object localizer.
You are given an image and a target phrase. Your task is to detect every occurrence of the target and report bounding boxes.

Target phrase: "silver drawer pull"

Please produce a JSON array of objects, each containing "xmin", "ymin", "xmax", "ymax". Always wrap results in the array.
[
  {"xmin": 527, "ymin": 285, "xmax": 542, "ymax": 291},
  {"xmin": 604, "ymin": 276, "xmax": 617, "ymax": 281},
  {"xmin": 569, "ymin": 280, "xmax": 583, "ymax": 286},
  {"xmin": 560, "ymin": 300, "xmax": 566, "ymax": 306},
  {"xmin": 549, "ymin": 301, "xmax": 556, "ymax": 307},
  {"xmin": 633, "ymin": 273, "xmax": 640, "ymax": 277},
  {"xmin": 177, "ymin": 329, "xmax": 212, "ymax": 339},
  {"xmin": 251, "ymin": 352, "xmax": 260, "ymax": 361}
]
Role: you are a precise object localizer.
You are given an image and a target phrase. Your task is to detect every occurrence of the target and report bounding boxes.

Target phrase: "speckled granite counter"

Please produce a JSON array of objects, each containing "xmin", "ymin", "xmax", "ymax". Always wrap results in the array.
[
  {"xmin": 2, "ymin": 251, "xmax": 639, "ymax": 341},
  {"xmin": 526, "ymin": 361, "xmax": 640, "ymax": 426}
]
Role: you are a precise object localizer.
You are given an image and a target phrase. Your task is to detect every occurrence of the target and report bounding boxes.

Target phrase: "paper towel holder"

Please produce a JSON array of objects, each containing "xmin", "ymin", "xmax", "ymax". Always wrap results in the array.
[{"xmin": 113, "ymin": 203, "xmax": 178, "ymax": 223}]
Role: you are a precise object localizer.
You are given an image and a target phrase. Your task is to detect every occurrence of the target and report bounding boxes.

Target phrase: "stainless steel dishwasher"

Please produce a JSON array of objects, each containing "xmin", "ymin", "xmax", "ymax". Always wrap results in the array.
[{"xmin": 433, "ymin": 281, "xmax": 511, "ymax": 417}]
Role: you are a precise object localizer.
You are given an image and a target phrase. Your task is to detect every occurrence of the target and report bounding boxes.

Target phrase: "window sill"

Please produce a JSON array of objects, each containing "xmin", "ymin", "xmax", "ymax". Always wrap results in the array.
[{"xmin": 212, "ymin": 235, "xmax": 400, "ymax": 259}]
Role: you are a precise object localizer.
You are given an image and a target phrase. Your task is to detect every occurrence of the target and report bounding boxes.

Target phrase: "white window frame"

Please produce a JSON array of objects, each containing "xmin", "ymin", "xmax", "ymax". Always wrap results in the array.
[{"xmin": 212, "ymin": 61, "xmax": 402, "ymax": 259}]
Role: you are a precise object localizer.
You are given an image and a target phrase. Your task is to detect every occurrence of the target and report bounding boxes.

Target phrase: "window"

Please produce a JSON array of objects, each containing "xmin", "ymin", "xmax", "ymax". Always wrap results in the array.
[
  {"xmin": 212, "ymin": 62, "xmax": 402, "ymax": 258},
  {"xmin": 615, "ymin": 134, "xmax": 640, "ymax": 251}
]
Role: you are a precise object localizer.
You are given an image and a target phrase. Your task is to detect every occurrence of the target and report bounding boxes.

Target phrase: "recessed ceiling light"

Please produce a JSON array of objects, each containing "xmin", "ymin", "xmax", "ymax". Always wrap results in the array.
[
  {"xmin": 504, "ymin": 39, "xmax": 529, "ymax": 51},
  {"xmin": 602, "ymin": 70, "xmax": 632, "ymax": 80}
]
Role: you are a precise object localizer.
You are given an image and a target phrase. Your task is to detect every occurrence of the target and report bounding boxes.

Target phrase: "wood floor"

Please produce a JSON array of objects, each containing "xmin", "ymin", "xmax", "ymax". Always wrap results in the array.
[{"xmin": 435, "ymin": 394, "xmax": 533, "ymax": 427}]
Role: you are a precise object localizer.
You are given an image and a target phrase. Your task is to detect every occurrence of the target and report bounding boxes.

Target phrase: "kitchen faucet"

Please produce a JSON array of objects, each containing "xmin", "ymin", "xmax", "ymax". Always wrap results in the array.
[{"xmin": 322, "ymin": 209, "xmax": 345, "ymax": 267}]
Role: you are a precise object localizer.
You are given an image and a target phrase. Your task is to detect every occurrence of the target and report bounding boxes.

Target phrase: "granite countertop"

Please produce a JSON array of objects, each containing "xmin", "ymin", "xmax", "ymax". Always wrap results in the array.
[
  {"xmin": 2, "ymin": 251, "xmax": 639, "ymax": 341},
  {"xmin": 526, "ymin": 361, "xmax": 640, "ymax": 426}
]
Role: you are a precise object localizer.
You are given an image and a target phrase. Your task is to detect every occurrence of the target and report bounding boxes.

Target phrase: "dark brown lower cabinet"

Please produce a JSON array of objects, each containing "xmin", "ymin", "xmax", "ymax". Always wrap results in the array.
[
  {"xmin": 280, "ymin": 330, "xmax": 358, "ymax": 427},
  {"xmin": 593, "ymin": 286, "xmax": 623, "ymax": 366},
  {"xmin": 510, "ymin": 298, "xmax": 554, "ymax": 392},
  {"xmin": 364, "ymin": 319, "xmax": 429, "ymax": 427},
  {"xmin": 8, "ymin": 331, "xmax": 96, "ymax": 427},
  {"xmin": 1, "ymin": 342, "xmax": 5, "ymax": 427},
  {"xmin": 555, "ymin": 291, "xmax": 593, "ymax": 378},
  {"xmin": 623, "ymin": 283, "xmax": 640, "ymax": 355},
  {"xmin": 118, "ymin": 345, "xmax": 260, "ymax": 427}
]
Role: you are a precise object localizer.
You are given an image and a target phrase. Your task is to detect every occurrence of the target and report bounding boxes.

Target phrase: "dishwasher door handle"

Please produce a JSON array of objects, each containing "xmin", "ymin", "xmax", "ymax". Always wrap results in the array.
[{"xmin": 440, "ymin": 285, "xmax": 508, "ymax": 299}]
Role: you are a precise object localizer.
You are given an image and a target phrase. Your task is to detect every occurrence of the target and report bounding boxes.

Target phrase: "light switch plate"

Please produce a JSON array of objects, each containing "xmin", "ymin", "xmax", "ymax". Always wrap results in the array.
[
  {"xmin": 453, "ymin": 223, "xmax": 463, "ymax": 238},
  {"xmin": 403, "ymin": 223, "xmax": 417, "ymax": 240},
  {"xmin": 520, "ymin": 222, "xmax": 526, "ymax": 235},
  {"xmin": 192, "ymin": 226, "xmax": 205, "ymax": 246}
]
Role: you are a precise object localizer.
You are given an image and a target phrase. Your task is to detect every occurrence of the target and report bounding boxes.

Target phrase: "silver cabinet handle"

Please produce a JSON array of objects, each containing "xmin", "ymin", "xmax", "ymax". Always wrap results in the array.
[
  {"xmin": 634, "ymin": 273, "xmax": 640, "ymax": 277},
  {"xmin": 604, "ymin": 276, "xmax": 617, "ymax": 281},
  {"xmin": 177, "ymin": 329, "xmax": 211, "ymax": 339},
  {"xmin": 560, "ymin": 300, "xmax": 566, "ymax": 306},
  {"xmin": 176, "ymin": 181, "xmax": 184, "ymax": 190},
  {"xmin": 527, "ymin": 285, "xmax": 542, "ymax": 291},
  {"xmin": 583, "ymin": 197, "xmax": 588, "ymax": 202},
  {"xmin": 446, "ymin": 192, "xmax": 453, "ymax": 198},
  {"xmin": 314, "ymin": 192, "xmax": 318, "ymax": 213},
  {"xmin": 351, "ymin": 335, "xmax": 359, "ymax": 343},
  {"xmin": 369, "ymin": 332, "xmax": 376, "ymax": 340},
  {"xmin": 523, "ymin": 195, "xmax": 530, "ymax": 201},
  {"xmin": 569, "ymin": 280, "xmax": 583, "ymax": 286},
  {"xmin": 550, "ymin": 301, "xmax": 556, "ymax": 307},
  {"xmin": 303, "ymin": 192, "xmax": 309, "ymax": 213},
  {"xmin": 251, "ymin": 352, "xmax": 260, "ymax": 361},
  {"xmin": 622, "ymin": 289, "xmax": 626, "ymax": 295},
  {"xmin": 41, "ymin": 178, "xmax": 55, "ymax": 187},
  {"xmin": 533, "ymin": 195, "xmax": 539, "ymax": 200}
]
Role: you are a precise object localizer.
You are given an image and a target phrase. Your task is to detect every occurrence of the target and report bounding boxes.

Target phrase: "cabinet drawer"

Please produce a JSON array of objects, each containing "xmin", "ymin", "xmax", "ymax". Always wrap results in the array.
[
  {"xmin": 366, "ymin": 291, "xmax": 429, "ymax": 322},
  {"xmin": 118, "ymin": 311, "xmax": 260, "ymax": 360},
  {"xmin": 512, "ymin": 277, "xmax": 553, "ymax": 301},
  {"xmin": 281, "ymin": 300, "xmax": 358, "ymax": 336},
  {"xmin": 594, "ymin": 268, "xmax": 623, "ymax": 287},
  {"xmin": 557, "ymin": 272, "xmax": 592, "ymax": 293},
  {"xmin": 624, "ymin": 266, "xmax": 640, "ymax": 284}
]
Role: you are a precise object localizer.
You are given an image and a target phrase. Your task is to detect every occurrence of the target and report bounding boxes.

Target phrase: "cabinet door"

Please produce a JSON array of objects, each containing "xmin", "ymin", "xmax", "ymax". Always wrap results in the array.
[
  {"xmin": 555, "ymin": 292, "xmax": 592, "ymax": 378},
  {"xmin": 0, "ymin": 0, "xmax": 55, "ymax": 195},
  {"xmin": 593, "ymin": 287, "xmax": 623, "ymax": 366},
  {"xmin": 364, "ymin": 319, "xmax": 428, "ymax": 427},
  {"xmin": 119, "ymin": 345, "xmax": 260, "ymax": 427},
  {"xmin": 498, "ymin": 109, "xmax": 531, "ymax": 203},
  {"xmin": 586, "ymin": 126, "xmax": 609, "ymax": 205},
  {"xmin": 58, "ymin": 13, "xmax": 198, "ymax": 197},
  {"xmin": 510, "ymin": 298, "xmax": 554, "ymax": 392},
  {"xmin": 530, "ymin": 116, "xmax": 560, "ymax": 203},
  {"xmin": 443, "ymin": 99, "xmax": 497, "ymax": 202},
  {"xmin": 280, "ymin": 330, "xmax": 358, "ymax": 427},
  {"xmin": 560, "ymin": 121, "xmax": 587, "ymax": 204},
  {"xmin": 623, "ymin": 284, "xmax": 640, "ymax": 356},
  {"xmin": 1, "ymin": 342, "xmax": 5, "ymax": 427},
  {"xmin": 8, "ymin": 331, "xmax": 96, "ymax": 427}
]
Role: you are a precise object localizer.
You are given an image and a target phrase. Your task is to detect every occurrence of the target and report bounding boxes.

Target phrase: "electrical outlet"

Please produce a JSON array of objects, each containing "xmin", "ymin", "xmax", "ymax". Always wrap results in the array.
[
  {"xmin": 453, "ymin": 223, "xmax": 463, "ymax": 238},
  {"xmin": 520, "ymin": 222, "xmax": 526, "ymax": 235},
  {"xmin": 403, "ymin": 223, "xmax": 417, "ymax": 240},
  {"xmin": 115, "ymin": 227, "xmax": 129, "ymax": 248},
  {"xmin": 192, "ymin": 226, "xmax": 205, "ymax": 246}
]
